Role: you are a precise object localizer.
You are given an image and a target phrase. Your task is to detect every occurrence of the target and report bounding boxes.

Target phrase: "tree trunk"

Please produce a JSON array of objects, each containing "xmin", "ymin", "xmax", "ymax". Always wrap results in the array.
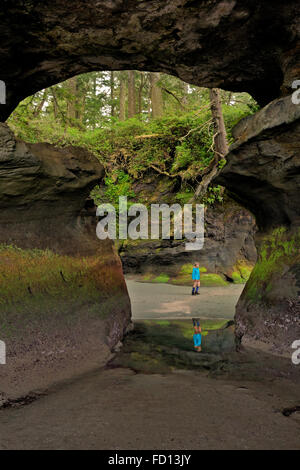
[
  {"xmin": 110, "ymin": 71, "xmax": 115, "ymax": 117},
  {"xmin": 51, "ymin": 87, "xmax": 66, "ymax": 126},
  {"xmin": 182, "ymin": 81, "xmax": 189, "ymax": 106},
  {"xmin": 52, "ymin": 89, "xmax": 58, "ymax": 120},
  {"xmin": 93, "ymin": 75, "xmax": 97, "ymax": 96},
  {"xmin": 119, "ymin": 72, "xmax": 126, "ymax": 121},
  {"xmin": 33, "ymin": 89, "xmax": 48, "ymax": 117},
  {"xmin": 67, "ymin": 77, "xmax": 79, "ymax": 125},
  {"xmin": 150, "ymin": 72, "xmax": 163, "ymax": 118},
  {"xmin": 191, "ymin": 88, "xmax": 229, "ymax": 201},
  {"xmin": 138, "ymin": 72, "xmax": 145, "ymax": 115},
  {"xmin": 127, "ymin": 70, "xmax": 136, "ymax": 118},
  {"xmin": 80, "ymin": 94, "xmax": 86, "ymax": 125},
  {"xmin": 147, "ymin": 73, "xmax": 152, "ymax": 118},
  {"xmin": 209, "ymin": 88, "xmax": 229, "ymax": 160}
]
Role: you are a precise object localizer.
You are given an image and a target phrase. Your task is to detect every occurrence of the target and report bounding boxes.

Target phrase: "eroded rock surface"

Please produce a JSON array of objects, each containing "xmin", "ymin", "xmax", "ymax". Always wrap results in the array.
[
  {"xmin": 0, "ymin": 124, "xmax": 131, "ymax": 398},
  {"xmin": 216, "ymin": 95, "xmax": 300, "ymax": 351},
  {"xmin": 0, "ymin": 0, "xmax": 299, "ymax": 120}
]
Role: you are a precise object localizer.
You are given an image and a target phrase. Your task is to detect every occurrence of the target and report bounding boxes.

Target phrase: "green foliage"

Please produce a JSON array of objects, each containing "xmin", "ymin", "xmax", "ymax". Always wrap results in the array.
[
  {"xmin": 175, "ymin": 189, "xmax": 193, "ymax": 203},
  {"xmin": 8, "ymin": 70, "xmax": 257, "ymax": 207},
  {"xmin": 202, "ymin": 185, "xmax": 224, "ymax": 205},
  {"xmin": 218, "ymin": 158, "xmax": 227, "ymax": 169},
  {"xmin": 104, "ymin": 170, "xmax": 136, "ymax": 205},
  {"xmin": 173, "ymin": 142, "xmax": 195, "ymax": 171}
]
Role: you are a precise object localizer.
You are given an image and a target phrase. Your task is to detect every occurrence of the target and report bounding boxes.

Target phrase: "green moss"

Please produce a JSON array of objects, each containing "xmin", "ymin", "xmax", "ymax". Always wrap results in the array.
[
  {"xmin": 239, "ymin": 265, "xmax": 252, "ymax": 281},
  {"xmin": 171, "ymin": 271, "xmax": 227, "ymax": 286},
  {"xmin": 232, "ymin": 271, "xmax": 244, "ymax": 284},
  {"xmin": 179, "ymin": 263, "xmax": 193, "ymax": 275},
  {"xmin": 245, "ymin": 227, "xmax": 300, "ymax": 302},
  {"xmin": 0, "ymin": 244, "xmax": 124, "ymax": 338},
  {"xmin": 175, "ymin": 191, "xmax": 194, "ymax": 204},
  {"xmin": 171, "ymin": 274, "xmax": 191, "ymax": 285},
  {"xmin": 142, "ymin": 273, "xmax": 153, "ymax": 281},
  {"xmin": 179, "ymin": 263, "xmax": 207, "ymax": 275},
  {"xmin": 155, "ymin": 320, "xmax": 171, "ymax": 326},
  {"xmin": 200, "ymin": 274, "xmax": 227, "ymax": 287},
  {"xmin": 171, "ymin": 264, "xmax": 209, "ymax": 285},
  {"xmin": 231, "ymin": 260, "xmax": 253, "ymax": 284},
  {"xmin": 153, "ymin": 273, "xmax": 170, "ymax": 283}
]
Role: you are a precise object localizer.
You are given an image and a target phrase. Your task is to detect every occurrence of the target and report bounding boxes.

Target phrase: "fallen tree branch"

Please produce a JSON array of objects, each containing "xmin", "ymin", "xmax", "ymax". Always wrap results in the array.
[
  {"xmin": 149, "ymin": 164, "xmax": 181, "ymax": 178},
  {"xmin": 179, "ymin": 118, "xmax": 213, "ymax": 141},
  {"xmin": 161, "ymin": 87, "xmax": 186, "ymax": 109}
]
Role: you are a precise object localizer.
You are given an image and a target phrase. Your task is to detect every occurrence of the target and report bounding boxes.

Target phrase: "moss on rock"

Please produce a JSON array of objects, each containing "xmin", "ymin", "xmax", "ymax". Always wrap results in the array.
[
  {"xmin": 200, "ymin": 274, "xmax": 228, "ymax": 287},
  {"xmin": 0, "ymin": 244, "xmax": 127, "ymax": 337},
  {"xmin": 232, "ymin": 271, "xmax": 244, "ymax": 284},
  {"xmin": 245, "ymin": 227, "xmax": 300, "ymax": 302},
  {"xmin": 153, "ymin": 273, "xmax": 170, "ymax": 283}
]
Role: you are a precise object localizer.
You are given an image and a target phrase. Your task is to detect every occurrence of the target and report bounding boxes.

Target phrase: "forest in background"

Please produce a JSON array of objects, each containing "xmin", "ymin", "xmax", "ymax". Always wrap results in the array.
[{"xmin": 8, "ymin": 71, "xmax": 259, "ymax": 206}]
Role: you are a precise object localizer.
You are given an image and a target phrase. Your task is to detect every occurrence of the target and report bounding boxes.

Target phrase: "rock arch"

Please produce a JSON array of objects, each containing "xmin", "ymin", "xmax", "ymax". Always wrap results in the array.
[{"xmin": 0, "ymin": 0, "xmax": 299, "ymax": 121}]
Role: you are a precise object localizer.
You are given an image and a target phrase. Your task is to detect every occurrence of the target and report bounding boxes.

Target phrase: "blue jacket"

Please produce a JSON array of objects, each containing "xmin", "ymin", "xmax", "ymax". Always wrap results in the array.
[{"xmin": 192, "ymin": 267, "xmax": 200, "ymax": 280}]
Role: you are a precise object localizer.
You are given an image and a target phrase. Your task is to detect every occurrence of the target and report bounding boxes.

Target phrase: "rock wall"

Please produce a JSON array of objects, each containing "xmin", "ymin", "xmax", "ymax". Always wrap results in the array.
[
  {"xmin": 0, "ymin": 124, "xmax": 131, "ymax": 399},
  {"xmin": 216, "ymin": 95, "xmax": 300, "ymax": 351}
]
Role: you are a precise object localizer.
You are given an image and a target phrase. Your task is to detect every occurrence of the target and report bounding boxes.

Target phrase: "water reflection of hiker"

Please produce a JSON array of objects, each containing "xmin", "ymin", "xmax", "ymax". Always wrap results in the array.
[
  {"xmin": 192, "ymin": 319, "xmax": 202, "ymax": 352},
  {"xmin": 192, "ymin": 263, "xmax": 200, "ymax": 295}
]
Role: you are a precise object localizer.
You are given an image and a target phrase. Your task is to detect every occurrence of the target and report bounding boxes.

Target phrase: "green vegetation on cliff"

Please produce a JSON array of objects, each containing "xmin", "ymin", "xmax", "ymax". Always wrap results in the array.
[
  {"xmin": 8, "ymin": 71, "xmax": 257, "ymax": 208},
  {"xmin": 244, "ymin": 228, "xmax": 300, "ymax": 302}
]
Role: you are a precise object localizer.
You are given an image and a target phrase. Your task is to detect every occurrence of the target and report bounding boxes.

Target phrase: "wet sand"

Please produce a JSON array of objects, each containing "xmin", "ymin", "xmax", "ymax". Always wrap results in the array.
[
  {"xmin": 0, "ymin": 364, "xmax": 299, "ymax": 450},
  {"xmin": 126, "ymin": 280, "xmax": 244, "ymax": 320}
]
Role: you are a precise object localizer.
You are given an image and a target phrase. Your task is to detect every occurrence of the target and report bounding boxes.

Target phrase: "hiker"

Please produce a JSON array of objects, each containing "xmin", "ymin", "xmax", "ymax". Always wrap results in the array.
[
  {"xmin": 191, "ymin": 262, "xmax": 200, "ymax": 295},
  {"xmin": 192, "ymin": 318, "xmax": 202, "ymax": 352}
]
